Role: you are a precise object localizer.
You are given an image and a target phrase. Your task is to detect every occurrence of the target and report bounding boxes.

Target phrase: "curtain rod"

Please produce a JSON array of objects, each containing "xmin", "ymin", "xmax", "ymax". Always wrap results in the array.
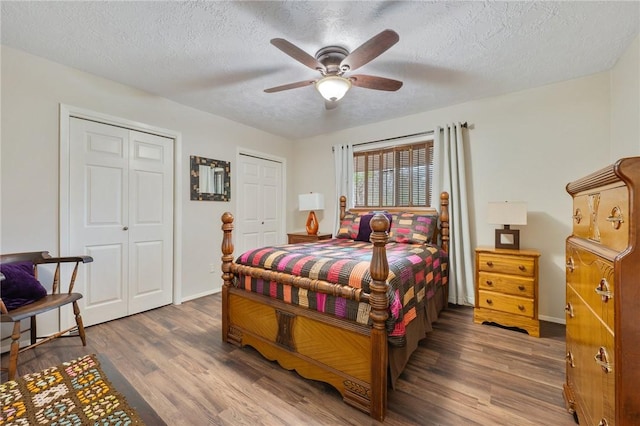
[{"xmin": 353, "ymin": 121, "xmax": 468, "ymax": 148}]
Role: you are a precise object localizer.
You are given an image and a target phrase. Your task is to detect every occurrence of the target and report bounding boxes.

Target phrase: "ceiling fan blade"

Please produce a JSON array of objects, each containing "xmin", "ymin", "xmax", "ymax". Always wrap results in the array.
[
  {"xmin": 340, "ymin": 29, "xmax": 399, "ymax": 72},
  {"xmin": 264, "ymin": 79, "xmax": 316, "ymax": 93},
  {"xmin": 325, "ymin": 100, "xmax": 339, "ymax": 110},
  {"xmin": 270, "ymin": 38, "xmax": 326, "ymax": 72},
  {"xmin": 349, "ymin": 74, "xmax": 403, "ymax": 91}
]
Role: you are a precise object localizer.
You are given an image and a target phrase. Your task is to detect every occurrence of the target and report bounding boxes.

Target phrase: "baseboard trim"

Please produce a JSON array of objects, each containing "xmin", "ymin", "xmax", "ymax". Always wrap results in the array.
[
  {"xmin": 180, "ymin": 288, "xmax": 220, "ymax": 303},
  {"xmin": 539, "ymin": 314, "xmax": 565, "ymax": 325}
]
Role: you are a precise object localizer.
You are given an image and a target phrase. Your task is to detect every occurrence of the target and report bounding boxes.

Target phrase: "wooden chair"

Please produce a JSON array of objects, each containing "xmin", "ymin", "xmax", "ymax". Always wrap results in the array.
[{"xmin": 1, "ymin": 251, "xmax": 93, "ymax": 380}]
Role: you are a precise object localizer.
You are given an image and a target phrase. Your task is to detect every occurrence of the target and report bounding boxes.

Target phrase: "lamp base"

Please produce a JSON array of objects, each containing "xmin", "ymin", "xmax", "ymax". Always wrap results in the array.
[
  {"xmin": 306, "ymin": 211, "xmax": 319, "ymax": 235},
  {"xmin": 495, "ymin": 227, "xmax": 520, "ymax": 250}
]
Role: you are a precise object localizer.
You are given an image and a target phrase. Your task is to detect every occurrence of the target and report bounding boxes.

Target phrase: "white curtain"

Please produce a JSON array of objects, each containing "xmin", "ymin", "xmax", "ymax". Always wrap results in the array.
[
  {"xmin": 332, "ymin": 143, "xmax": 354, "ymax": 234},
  {"xmin": 433, "ymin": 123, "xmax": 475, "ymax": 306}
]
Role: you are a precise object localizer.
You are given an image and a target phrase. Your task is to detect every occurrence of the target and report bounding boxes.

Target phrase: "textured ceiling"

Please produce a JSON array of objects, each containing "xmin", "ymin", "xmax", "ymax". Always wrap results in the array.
[{"xmin": 1, "ymin": 1, "xmax": 638, "ymax": 140}]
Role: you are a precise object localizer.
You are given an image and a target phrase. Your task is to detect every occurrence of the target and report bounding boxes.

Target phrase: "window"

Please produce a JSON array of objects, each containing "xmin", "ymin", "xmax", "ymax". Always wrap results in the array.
[{"xmin": 353, "ymin": 141, "xmax": 434, "ymax": 208}]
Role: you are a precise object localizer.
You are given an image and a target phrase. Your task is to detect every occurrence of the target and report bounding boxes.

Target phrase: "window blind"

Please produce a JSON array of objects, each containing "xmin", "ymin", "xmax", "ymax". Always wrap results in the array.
[{"xmin": 353, "ymin": 141, "xmax": 434, "ymax": 208}]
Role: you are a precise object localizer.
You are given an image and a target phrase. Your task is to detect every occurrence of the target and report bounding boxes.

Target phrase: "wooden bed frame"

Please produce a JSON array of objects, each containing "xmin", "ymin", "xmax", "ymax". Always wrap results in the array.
[{"xmin": 220, "ymin": 192, "xmax": 450, "ymax": 421}]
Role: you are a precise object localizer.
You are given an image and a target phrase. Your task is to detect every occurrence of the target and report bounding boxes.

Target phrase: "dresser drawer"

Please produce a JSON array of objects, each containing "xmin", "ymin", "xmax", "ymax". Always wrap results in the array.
[
  {"xmin": 477, "ymin": 252, "xmax": 535, "ymax": 277},
  {"xmin": 477, "ymin": 290, "xmax": 534, "ymax": 318},
  {"xmin": 477, "ymin": 271, "xmax": 534, "ymax": 297},
  {"xmin": 572, "ymin": 184, "xmax": 628, "ymax": 251},
  {"xmin": 565, "ymin": 286, "xmax": 615, "ymax": 426},
  {"xmin": 566, "ymin": 243, "xmax": 615, "ymax": 331}
]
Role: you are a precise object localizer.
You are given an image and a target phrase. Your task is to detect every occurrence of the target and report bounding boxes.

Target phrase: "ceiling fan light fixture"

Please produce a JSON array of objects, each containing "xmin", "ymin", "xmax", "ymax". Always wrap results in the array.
[{"xmin": 315, "ymin": 76, "xmax": 352, "ymax": 101}]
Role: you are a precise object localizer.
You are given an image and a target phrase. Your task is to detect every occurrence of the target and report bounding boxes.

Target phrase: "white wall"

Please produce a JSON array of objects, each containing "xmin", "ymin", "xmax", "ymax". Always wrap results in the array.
[
  {"xmin": 3, "ymin": 34, "xmax": 638, "ymax": 321},
  {"xmin": 0, "ymin": 46, "xmax": 295, "ymax": 301},
  {"xmin": 610, "ymin": 35, "xmax": 640, "ymax": 159},
  {"xmin": 294, "ymin": 72, "xmax": 613, "ymax": 323}
]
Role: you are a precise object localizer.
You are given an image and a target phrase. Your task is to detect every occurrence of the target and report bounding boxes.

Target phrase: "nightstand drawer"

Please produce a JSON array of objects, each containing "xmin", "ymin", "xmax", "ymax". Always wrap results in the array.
[
  {"xmin": 478, "ymin": 290, "xmax": 534, "ymax": 318},
  {"xmin": 477, "ymin": 253, "xmax": 535, "ymax": 277},
  {"xmin": 477, "ymin": 272, "xmax": 534, "ymax": 297}
]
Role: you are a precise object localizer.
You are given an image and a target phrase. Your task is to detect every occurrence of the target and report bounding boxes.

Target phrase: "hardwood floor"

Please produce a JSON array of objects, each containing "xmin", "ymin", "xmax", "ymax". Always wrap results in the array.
[{"xmin": 1, "ymin": 294, "xmax": 575, "ymax": 425}]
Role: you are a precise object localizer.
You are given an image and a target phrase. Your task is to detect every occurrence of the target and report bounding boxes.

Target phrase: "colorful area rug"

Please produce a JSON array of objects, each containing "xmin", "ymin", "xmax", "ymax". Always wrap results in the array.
[{"xmin": 0, "ymin": 354, "xmax": 145, "ymax": 425}]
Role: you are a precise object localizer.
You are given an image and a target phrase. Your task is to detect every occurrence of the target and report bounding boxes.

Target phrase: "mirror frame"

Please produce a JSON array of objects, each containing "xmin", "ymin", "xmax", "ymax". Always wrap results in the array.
[{"xmin": 190, "ymin": 155, "xmax": 231, "ymax": 201}]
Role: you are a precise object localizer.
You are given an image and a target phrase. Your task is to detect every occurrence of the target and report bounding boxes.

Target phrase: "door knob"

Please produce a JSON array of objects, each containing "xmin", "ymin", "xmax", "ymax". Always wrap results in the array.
[{"xmin": 123, "ymin": 226, "xmax": 129, "ymax": 231}]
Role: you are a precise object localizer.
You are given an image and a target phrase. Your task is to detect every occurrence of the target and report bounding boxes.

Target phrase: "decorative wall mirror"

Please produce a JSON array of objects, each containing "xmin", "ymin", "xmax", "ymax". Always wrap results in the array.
[{"xmin": 190, "ymin": 156, "xmax": 231, "ymax": 201}]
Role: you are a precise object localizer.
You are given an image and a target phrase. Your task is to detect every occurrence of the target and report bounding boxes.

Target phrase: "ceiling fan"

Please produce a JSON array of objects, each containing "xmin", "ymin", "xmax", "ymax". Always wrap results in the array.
[{"xmin": 264, "ymin": 29, "xmax": 403, "ymax": 109}]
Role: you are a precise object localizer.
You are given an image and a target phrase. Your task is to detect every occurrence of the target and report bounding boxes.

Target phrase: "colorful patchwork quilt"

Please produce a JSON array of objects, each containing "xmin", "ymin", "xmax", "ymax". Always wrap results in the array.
[{"xmin": 235, "ymin": 238, "xmax": 448, "ymax": 347}]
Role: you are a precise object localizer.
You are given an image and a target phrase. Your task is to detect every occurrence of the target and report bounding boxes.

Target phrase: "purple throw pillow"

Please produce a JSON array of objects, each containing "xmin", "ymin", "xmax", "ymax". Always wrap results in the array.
[
  {"xmin": 0, "ymin": 261, "xmax": 47, "ymax": 310},
  {"xmin": 355, "ymin": 213, "xmax": 393, "ymax": 242}
]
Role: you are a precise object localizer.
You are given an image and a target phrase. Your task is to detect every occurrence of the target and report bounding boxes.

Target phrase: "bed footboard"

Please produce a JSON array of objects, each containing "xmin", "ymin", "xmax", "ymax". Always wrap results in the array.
[{"xmin": 221, "ymin": 213, "xmax": 391, "ymax": 421}]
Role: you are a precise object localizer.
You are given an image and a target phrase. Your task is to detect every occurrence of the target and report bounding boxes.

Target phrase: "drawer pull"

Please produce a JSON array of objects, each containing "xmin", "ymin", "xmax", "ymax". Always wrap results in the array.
[
  {"xmin": 606, "ymin": 206, "xmax": 624, "ymax": 230},
  {"xmin": 565, "ymin": 351, "xmax": 575, "ymax": 368},
  {"xmin": 595, "ymin": 278, "xmax": 613, "ymax": 302},
  {"xmin": 572, "ymin": 208, "xmax": 582, "ymax": 224},
  {"xmin": 518, "ymin": 285, "xmax": 525, "ymax": 291},
  {"xmin": 598, "ymin": 419, "xmax": 609, "ymax": 426},
  {"xmin": 517, "ymin": 304, "xmax": 525, "ymax": 311},
  {"xmin": 485, "ymin": 280, "xmax": 493, "ymax": 286},
  {"xmin": 565, "ymin": 303, "xmax": 575, "ymax": 318},
  {"xmin": 566, "ymin": 257, "xmax": 574, "ymax": 272},
  {"xmin": 486, "ymin": 261, "xmax": 494, "ymax": 267},
  {"xmin": 594, "ymin": 347, "xmax": 612, "ymax": 373},
  {"xmin": 485, "ymin": 299, "xmax": 493, "ymax": 305},
  {"xmin": 518, "ymin": 265, "xmax": 526, "ymax": 271}
]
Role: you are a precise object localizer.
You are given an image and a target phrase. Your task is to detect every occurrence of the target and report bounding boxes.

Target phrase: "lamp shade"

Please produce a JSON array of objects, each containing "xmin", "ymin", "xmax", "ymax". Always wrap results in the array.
[
  {"xmin": 299, "ymin": 193, "xmax": 325, "ymax": 211},
  {"xmin": 487, "ymin": 201, "xmax": 527, "ymax": 225},
  {"xmin": 315, "ymin": 76, "xmax": 351, "ymax": 101}
]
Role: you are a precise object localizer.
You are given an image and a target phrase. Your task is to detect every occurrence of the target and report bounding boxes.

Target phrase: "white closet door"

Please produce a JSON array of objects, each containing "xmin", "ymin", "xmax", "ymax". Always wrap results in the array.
[
  {"xmin": 69, "ymin": 118, "xmax": 173, "ymax": 326},
  {"xmin": 260, "ymin": 160, "xmax": 282, "ymax": 247},
  {"xmin": 237, "ymin": 154, "xmax": 283, "ymax": 254},
  {"xmin": 127, "ymin": 130, "xmax": 174, "ymax": 314}
]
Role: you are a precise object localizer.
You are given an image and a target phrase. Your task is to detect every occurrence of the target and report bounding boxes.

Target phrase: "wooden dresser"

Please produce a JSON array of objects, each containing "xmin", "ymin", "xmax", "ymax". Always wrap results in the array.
[
  {"xmin": 564, "ymin": 157, "xmax": 640, "ymax": 426},
  {"xmin": 473, "ymin": 247, "xmax": 540, "ymax": 337}
]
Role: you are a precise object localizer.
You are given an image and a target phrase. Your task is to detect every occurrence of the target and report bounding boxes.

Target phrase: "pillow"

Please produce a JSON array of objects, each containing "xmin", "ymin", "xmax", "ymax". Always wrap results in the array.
[
  {"xmin": 336, "ymin": 212, "xmax": 360, "ymax": 239},
  {"xmin": 0, "ymin": 261, "xmax": 47, "ymax": 311},
  {"xmin": 355, "ymin": 213, "xmax": 393, "ymax": 242},
  {"xmin": 388, "ymin": 212, "xmax": 438, "ymax": 244}
]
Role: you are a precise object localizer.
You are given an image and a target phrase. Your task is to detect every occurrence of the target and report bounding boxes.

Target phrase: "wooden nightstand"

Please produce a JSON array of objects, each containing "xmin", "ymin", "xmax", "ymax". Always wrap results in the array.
[
  {"xmin": 287, "ymin": 232, "xmax": 332, "ymax": 244},
  {"xmin": 473, "ymin": 247, "xmax": 540, "ymax": 337}
]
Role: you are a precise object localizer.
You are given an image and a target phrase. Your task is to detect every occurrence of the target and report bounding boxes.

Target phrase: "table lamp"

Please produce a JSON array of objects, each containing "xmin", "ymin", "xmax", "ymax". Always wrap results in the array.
[
  {"xmin": 487, "ymin": 201, "xmax": 527, "ymax": 250},
  {"xmin": 299, "ymin": 193, "xmax": 325, "ymax": 235}
]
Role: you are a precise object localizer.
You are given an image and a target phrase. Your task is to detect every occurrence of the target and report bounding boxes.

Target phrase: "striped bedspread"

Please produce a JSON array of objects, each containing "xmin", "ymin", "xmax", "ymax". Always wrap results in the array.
[{"xmin": 234, "ymin": 238, "xmax": 448, "ymax": 347}]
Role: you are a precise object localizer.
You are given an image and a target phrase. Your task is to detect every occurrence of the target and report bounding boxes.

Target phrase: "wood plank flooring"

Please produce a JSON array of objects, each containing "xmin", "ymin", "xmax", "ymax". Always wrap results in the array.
[{"xmin": 1, "ymin": 294, "xmax": 575, "ymax": 425}]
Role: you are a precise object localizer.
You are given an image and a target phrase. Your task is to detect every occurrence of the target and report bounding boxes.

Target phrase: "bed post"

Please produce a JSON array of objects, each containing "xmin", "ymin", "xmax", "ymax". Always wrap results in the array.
[
  {"xmin": 439, "ymin": 192, "xmax": 450, "ymax": 253},
  {"xmin": 368, "ymin": 213, "xmax": 390, "ymax": 421},
  {"xmin": 221, "ymin": 212, "xmax": 235, "ymax": 344},
  {"xmin": 339, "ymin": 195, "xmax": 347, "ymax": 220}
]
